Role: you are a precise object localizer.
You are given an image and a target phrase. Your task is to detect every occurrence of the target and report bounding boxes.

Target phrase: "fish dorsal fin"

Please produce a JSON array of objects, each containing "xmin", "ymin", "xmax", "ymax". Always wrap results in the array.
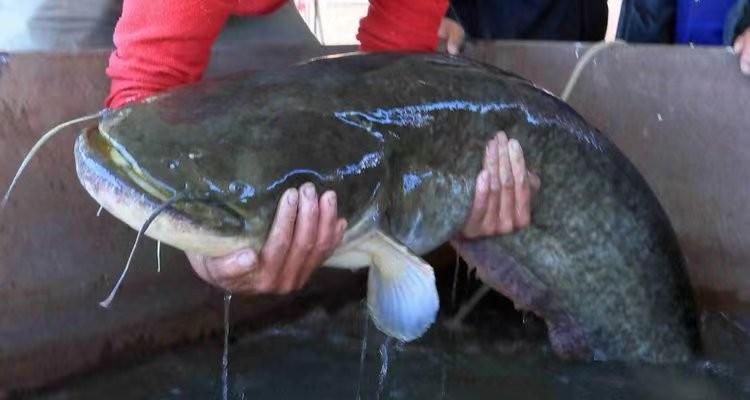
[{"xmin": 358, "ymin": 230, "xmax": 439, "ymax": 342}]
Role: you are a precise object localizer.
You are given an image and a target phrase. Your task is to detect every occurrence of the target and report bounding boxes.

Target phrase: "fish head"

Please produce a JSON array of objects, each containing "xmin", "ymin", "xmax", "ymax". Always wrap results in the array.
[
  {"xmin": 74, "ymin": 77, "xmax": 386, "ymax": 258},
  {"xmin": 74, "ymin": 103, "xmax": 277, "ymax": 257}
]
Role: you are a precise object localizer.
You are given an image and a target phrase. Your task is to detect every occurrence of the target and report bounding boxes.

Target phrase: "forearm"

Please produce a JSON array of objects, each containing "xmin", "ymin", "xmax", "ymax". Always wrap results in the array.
[
  {"xmin": 358, "ymin": 0, "xmax": 448, "ymax": 52},
  {"xmin": 105, "ymin": 0, "xmax": 234, "ymax": 108}
]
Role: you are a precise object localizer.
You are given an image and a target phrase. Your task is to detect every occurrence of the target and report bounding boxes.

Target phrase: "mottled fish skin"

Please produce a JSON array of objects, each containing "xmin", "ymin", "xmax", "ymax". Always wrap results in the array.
[{"xmin": 89, "ymin": 53, "xmax": 698, "ymax": 362}]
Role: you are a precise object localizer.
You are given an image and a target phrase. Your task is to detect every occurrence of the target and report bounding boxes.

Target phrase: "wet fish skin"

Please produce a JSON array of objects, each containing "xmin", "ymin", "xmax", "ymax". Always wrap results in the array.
[{"xmin": 82, "ymin": 53, "xmax": 698, "ymax": 362}]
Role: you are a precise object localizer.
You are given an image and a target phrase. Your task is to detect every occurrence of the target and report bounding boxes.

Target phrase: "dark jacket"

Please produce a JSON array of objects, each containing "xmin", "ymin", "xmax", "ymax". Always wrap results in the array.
[{"xmin": 447, "ymin": 0, "xmax": 608, "ymax": 41}]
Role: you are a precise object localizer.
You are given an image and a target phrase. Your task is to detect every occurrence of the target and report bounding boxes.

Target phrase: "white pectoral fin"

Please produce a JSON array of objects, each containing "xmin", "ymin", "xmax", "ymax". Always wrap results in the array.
[{"xmin": 361, "ymin": 231, "xmax": 440, "ymax": 342}]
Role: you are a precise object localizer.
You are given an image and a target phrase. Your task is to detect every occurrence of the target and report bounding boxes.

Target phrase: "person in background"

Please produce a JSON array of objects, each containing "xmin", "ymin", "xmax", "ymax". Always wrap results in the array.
[
  {"xmin": 437, "ymin": 0, "xmax": 609, "ymax": 54},
  {"xmin": 675, "ymin": 0, "xmax": 750, "ymax": 74},
  {"xmin": 106, "ymin": 0, "xmax": 541, "ymax": 296},
  {"xmin": 618, "ymin": 0, "xmax": 750, "ymax": 74}
]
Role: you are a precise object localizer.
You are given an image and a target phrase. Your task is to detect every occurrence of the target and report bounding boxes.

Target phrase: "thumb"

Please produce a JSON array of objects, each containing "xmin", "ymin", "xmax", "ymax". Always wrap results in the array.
[{"xmin": 206, "ymin": 249, "xmax": 258, "ymax": 279}]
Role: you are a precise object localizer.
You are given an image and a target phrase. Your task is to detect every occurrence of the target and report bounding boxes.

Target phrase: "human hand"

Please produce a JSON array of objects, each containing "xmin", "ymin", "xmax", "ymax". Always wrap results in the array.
[
  {"xmin": 734, "ymin": 28, "xmax": 750, "ymax": 75},
  {"xmin": 438, "ymin": 17, "xmax": 466, "ymax": 55},
  {"xmin": 461, "ymin": 131, "xmax": 541, "ymax": 239},
  {"xmin": 187, "ymin": 183, "xmax": 347, "ymax": 295}
]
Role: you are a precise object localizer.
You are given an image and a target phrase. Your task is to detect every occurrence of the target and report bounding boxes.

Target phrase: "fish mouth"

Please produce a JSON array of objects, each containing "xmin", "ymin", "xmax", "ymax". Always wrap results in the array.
[{"xmin": 74, "ymin": 126, "xmax": 255, "ymax": 257}]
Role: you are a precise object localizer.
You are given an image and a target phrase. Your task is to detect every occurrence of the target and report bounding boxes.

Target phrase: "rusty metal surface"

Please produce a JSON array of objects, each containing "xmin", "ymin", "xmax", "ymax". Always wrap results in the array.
[{"xmin": 0, "ymin": 45, "xmax": 360, "ymax": 392}]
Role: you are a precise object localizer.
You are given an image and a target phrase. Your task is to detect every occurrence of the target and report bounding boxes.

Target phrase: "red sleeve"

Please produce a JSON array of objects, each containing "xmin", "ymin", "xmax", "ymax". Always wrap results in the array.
[
  {"xmin": 357, "ymin": 0, "xmax": 448, "ymax": 52},
  {"xmin": 105, "ymin": 0, "xmax": 235, "ymax": 108},
  {"xmin": 105, "ymin": 0, "xmax": 286, "ymax": 109}
]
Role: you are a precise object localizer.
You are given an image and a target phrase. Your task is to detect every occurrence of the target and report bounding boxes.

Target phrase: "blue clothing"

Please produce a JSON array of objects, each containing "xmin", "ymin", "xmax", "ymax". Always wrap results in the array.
[
  {"xmin": 618, "ymin": 0, "xmax": 749, "ymax": 44},
  {"xmin": 676, "ymin": 0, "xmax": 737, "ymax": 44}
]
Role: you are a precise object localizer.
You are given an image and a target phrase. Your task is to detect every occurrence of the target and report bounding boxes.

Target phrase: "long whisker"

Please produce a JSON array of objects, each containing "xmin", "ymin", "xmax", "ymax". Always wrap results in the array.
[
  {"xmin": 560, "ymin": 41, "xmax": 624, "ymax": 102},
  {"xmin": 2, "ymin": 111, "xmax": 103, "ymax": 207},
  {"xmin": 99, "ymin": 193, "xmax": 186, "ymax": 308}
]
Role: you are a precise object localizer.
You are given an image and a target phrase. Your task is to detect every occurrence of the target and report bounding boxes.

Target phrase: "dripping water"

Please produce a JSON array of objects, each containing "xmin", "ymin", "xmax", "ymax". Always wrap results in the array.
[
  {"xmin": 451, "ymin": 251, "xmax": 460, "ymax": 311},
  {"xmin": 222, "ymin": 292, "xmax": 232, "ymax": 400},
  {"xmin": 355, "ymin": 305, "xmax": 369, "ymax": 400},
  {"xmin": 376, "ymin": 337, "xmax": 393, "ymax": 400},
  {"xmin": 439, "ymin": 363, "xmax": 447, "ymax": 399},
  {"xmin": 156, "ymin": 241, "xmax": 162, "ymax": 273}
]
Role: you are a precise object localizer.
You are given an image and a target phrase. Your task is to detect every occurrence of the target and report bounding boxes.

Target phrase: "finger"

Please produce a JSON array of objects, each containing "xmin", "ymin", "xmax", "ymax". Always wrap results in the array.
[
  {"xmin": 258, "ymin": 188, "xmax": 299, "ymax": 284},
  {"xmin": 297, "ymin": 218, "xmax": 348, "ymax": 291},
  {"xmin": 276, "ymin": 182, "xmax": 320, "ymax": 293},
  {"xmin": 741, "ymin": 47, "xmax": 750, "ymax": 75},
  {"xmin": 438, "ymin": 18, "xmax": 449, "ymax": 39},
  {"xmin": 333, "ymin": 218, "xmax": 348, "ymax": 247},
  {"xmin": 203, "ymin": 249, "xmax": 258, "ymax": 282},
  {"xmin": 509, "ymin": 139, "xmax": 531, "ymax": 228},
  {"xmin": 296, "ymin": 190, "xmax": 338, "ymax": 287},
  {"xmin": 528, "ymin": 171, "xmax": 541, "ymax": 194},
  {"xmin": 461, "ymin": 170, "xmax": 490, "ymax": 238},
  {"xmin": 496, "ymin": 132, "xmax": 515, "ymax": 234},
  {"xmin": 186, "ymin": 250, "xmax": 257, "ymax": 292},
  {"xmin": 481, "ymin": 138, "xmax": 500, "ymax": 234},
  {"xmin": 735, "ymin": 34, "xmax": 746, "ymax": 54},
  {"xmin": 483, "ymin": 136, "xmax": 499, "ymax": 190},
  {"xmin": 446, "ymin": 25, "xmax": 465, "ymax": 55}
]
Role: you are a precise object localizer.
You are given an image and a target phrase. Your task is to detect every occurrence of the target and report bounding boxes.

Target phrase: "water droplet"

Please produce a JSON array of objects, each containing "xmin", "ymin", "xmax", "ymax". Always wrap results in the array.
[
  {"xmin": 168, "ymin": 159, "xmax": 180, "ymax": 170},
  {"xmin": 188, "ymin": 150, "xmax": 203, "ymax": 160}
]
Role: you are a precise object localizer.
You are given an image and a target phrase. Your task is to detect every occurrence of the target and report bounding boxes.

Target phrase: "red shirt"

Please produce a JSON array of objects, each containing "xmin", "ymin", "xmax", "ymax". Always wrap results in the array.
[{"xmin": 105, "ymin": 0, "xmax": 448, "ymax": 108}]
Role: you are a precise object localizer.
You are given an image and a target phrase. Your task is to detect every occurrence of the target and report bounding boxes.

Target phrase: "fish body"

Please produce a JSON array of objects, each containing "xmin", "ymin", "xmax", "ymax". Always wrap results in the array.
[{"xmin": 74, "ymin": 53, "xmax": 698, "ymax": 361}]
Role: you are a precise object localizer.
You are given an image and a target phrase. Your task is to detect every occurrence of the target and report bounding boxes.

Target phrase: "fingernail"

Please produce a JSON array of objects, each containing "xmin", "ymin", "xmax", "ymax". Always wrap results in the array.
[
  {"xmin": 327, "ymin": 191, "xmax": 337, "ymax": 207},
  {"xmin": 509, "ymin": 139, "xmax": 522, "ymax": 156},
  {"xmin": 236, "ymin": 251, "xmax": 256, "ymax": 268},
  {"xmin": 302, "ymin": 183, "xmax": 316, "ymax": 199},
  {"xmin": 286, "ymin": 189, "xmax": 298, "ymax": 205}
]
